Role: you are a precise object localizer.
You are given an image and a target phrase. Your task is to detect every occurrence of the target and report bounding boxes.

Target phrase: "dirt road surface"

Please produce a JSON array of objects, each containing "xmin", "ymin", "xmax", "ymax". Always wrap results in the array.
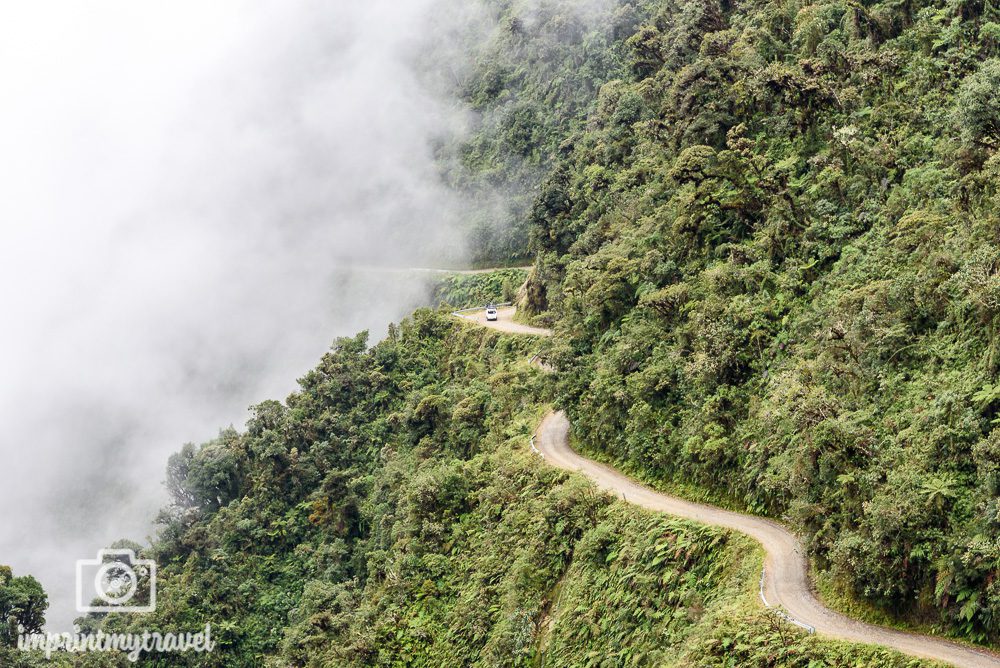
[{"xmin": 454, "ymin": 306, "xmax": 552, "ymax": 337}]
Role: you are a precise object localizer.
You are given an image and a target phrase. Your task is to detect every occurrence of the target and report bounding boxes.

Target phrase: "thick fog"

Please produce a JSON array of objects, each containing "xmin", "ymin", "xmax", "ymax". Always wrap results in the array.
[{"xmin": 0, "ymin": 1, "xmax": 492, "ymax": 628}]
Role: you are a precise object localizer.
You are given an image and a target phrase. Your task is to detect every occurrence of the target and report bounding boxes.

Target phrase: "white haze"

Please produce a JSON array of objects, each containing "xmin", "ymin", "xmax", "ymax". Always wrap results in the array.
[{"xmin": 0, "ymin": 0, "xmax": 493, "ymax": 628}]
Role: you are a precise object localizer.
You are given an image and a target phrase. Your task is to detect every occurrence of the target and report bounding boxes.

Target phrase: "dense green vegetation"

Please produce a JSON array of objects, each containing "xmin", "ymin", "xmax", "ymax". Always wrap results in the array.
[
  {"xmin": 517, "ymin": 0, "xmax": 1000, "ymax": 645},
  {"xmin": 68, "ymin": 312, "xmax": 934, "ymax": 666},
  {"xmin": 0, "ymin": 567, "xmax": 46, "ymax": 646},
  {"xmin": 13, "ymin": 0, "xmax": 1000, "ymax": 662},
  {"xmin": 0, "ymin": 566, "xmax": 47, "ymax": 666},
  {"xmin": 430, "ymin": 268, "xmax": 528, "ymax": 309}
]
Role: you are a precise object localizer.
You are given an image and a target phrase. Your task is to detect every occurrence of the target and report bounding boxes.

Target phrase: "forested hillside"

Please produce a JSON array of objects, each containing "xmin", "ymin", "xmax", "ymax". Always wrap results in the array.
[
  {"xmin": 6, "ymin": 0, "xmax": 1000, "ymax": 664},
  {"xmin": 520, "ymin": 0, "xmax": 1000, "ymax": 644},
  {"xmin": 38, "ymin": 313, "xmax": 935, "ymax": 667}
]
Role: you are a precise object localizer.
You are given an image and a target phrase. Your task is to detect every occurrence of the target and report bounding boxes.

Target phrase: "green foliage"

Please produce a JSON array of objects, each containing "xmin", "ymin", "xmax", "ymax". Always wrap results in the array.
[
  {"xmin": 0, "ymin": 566, "xmax": 46, "ymax": 646},
  {"xmin": 431, "ymin": 268, "xmax": 528, "ymax": 309},
  {"xmin": 86, "ymin": 311, "xmax": 550, "ymax": 666},
  {"xmin": 166, "ymin": 432, "xmax": 243, "ymax": 512},
  {"xmin": 43, "ymin": 0, "xmax": 1000, "ymax": 660},
  {"xmin": 515, "ymin": 0, "xmax": 1000, "ymax": 644},
  {"xmin": 682, "ymin": 611, "xmax": 939, "ymax": 667},
  {"xmin": 956, "ymin": 59, "xmax": 1000, "ymax": 148},
  {"xmin": 446, "ymin": 0, "xmax": 652, "ymax": 263},
  {"xmin": 541, "ymin": 512, "xmax": 731, "ymax": 666},
  {"xmin": 71, "ymin": 306, "xmax": 933, "ymax": 666}
]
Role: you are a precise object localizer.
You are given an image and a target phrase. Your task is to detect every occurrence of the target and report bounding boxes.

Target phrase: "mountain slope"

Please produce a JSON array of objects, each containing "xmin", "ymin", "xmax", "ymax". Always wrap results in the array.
[
  {"xmin": 88, "ymin": 312, "xmax": 941, "ymax": 667},
  {"xmin": 522, "ymin": 0, "xmax": 1000, "ymax": 645},
  {"xmin": 13, "ymin": 0, "xmax": 1000, "ymax": 664}
]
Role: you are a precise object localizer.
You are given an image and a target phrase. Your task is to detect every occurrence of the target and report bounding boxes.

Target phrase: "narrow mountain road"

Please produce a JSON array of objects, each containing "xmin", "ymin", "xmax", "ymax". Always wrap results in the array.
[
  {"xmin": 456, "ymin": 305, "xmax": 1000, "ymax": 667},
  {"xmin": 535, "ymin": 412, "xmax": 1000, "ymax": 668},
  {"xmin": 353, "ymin": 264, "xmax": 532, "ymax": 276},
  {"xmin": 408, "ymin": 265, "xmax": 532, "ymax": 275}
]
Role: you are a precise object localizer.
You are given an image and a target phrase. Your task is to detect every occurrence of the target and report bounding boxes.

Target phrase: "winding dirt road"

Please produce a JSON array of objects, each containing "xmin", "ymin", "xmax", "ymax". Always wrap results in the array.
[
  {"xmin": 535, "ymin": 412, "xmax": 1000, "ymax": 667},
  {"xmin": 457, "ymin": 305, "xmax": 1000, "ymax": 667}
]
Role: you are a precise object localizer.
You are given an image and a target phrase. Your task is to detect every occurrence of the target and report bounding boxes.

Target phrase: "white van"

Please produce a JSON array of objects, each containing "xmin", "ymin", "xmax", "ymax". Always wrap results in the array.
[{"xmin": 486, "ymin": 305, "xmax": 498, "ymax": 321}]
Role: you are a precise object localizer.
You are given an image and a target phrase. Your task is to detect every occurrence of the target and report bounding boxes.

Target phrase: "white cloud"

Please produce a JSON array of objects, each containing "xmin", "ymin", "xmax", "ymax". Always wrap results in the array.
[{"xmin": 0, "ymin": 0, "xmax": 489, "ymax": 628}]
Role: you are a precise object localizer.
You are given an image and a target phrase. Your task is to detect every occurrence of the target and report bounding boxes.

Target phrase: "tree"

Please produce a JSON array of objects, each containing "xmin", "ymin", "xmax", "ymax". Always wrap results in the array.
[
  {"xmin": 166, "ymin": 434, "xmax": 243, "ymax": 512},
  {"xmin": 0, "ymin": 566, "xmax": 47, "ymax": 646},
  {"xmin": 957, "ymin": 59, "xmax": 1000, "ymax": 147},
  {"xmin": 921, "ymin": 474, "xmax": 960, "ymax": 512}
]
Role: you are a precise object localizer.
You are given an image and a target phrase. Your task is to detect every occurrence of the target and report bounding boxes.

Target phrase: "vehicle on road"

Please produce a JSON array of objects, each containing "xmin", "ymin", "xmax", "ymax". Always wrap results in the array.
[{"xmin": 486, "ymin": 305, "xmax": 498, "ymax": 321}]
